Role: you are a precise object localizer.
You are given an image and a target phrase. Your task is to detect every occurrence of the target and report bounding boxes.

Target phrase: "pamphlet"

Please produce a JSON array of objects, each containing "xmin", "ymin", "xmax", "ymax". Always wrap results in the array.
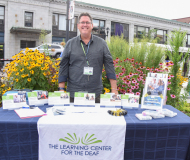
[
  {"xmin": 27, "ymin": 91, "xmax": 48, "ymax": 106},
  {"xmin": 74, "ymin": 92, "xmax": 95, "ymax": 107},
  {"xmin": 2, "ymin": 93, "xmax": 27, "ymax": 110},
  {"xmin": 100, "ymin": 93, "xmax": 121, "ymax": 108},
  {"xmin": 48, "ymin": 92, "xmax": 70, "ymax": 106}
]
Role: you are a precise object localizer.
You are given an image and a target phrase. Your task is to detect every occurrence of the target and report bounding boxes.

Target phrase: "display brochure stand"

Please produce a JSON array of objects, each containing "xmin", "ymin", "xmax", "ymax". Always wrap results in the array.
[
  {"xmin": 74, "ymin": 92, "xmax": 95, "ymax": 107},
  {"xmin": 100, "ymin": 93, "xmax": 121, "ymax": 108},
  {"xmin": 48, "ymin": 92, "xmax": 70, "ymax": 106},
  {"xmin": 27, "ymin": 91, "xmax": 48, "ymax": 106},
  {"xmin": 141, "ymin": 73, "xmax": 167, "ymax": 110}
]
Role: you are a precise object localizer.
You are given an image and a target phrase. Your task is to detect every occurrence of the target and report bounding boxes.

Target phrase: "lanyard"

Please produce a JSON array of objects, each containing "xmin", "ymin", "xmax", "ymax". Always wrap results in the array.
[{"xmin": 81, "ymin": 41, "xmax": 90, "ymax": 66}]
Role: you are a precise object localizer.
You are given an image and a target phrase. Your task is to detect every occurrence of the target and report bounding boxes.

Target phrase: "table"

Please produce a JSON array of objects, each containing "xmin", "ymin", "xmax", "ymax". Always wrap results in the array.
[{"xmin": 0, "ymin": 105, "xmax": 190, "ymax": 160}]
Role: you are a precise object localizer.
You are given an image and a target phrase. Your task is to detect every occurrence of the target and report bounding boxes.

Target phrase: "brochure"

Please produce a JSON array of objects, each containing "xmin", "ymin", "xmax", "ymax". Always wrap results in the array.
[
  {"xmin": 121, "ymin": 94, "xmax": 139, "ymax": 109},
  {"xmin": 2, "ymin": 93, "xmax": 27, "ymax": 110},
  {"xmin": 100, "ymin": 93, "xmax": 121, "ymax": 108},
  {"xmin": 48, "ymin": 92, "xmax": 70, "ymax": 106},
  {"xmin": 27, "ymin": 91, "xmax": 48, "ymax": 106},
  {"xmin": 74, "ymin": 92, "xmax": 95, "ymax": 107}
]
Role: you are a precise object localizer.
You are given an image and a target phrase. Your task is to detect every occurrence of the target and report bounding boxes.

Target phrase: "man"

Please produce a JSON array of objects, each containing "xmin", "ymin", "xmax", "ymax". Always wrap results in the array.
[{"xmin": 58, "ymin": 12, "xmax": 118, "ymax": 103}]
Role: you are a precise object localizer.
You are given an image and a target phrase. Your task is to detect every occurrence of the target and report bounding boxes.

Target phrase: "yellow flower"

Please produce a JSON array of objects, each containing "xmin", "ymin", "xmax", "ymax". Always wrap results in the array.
[
  {"xmin": 27, "ymin": 78, "xmax": 31, "ymax": 82},
  {"xmin": 41, "ymin": 67, "xmax": 45, "ymax": 70},
  {"xmin": 16, "ymin": 72, "xmax": 19, "ymax": 76},
  {"xmin": 30, "ymin": 70, "xmax": 34, "ymax": 74},
  {"xmin": 16, "ymin": 79, "xmax": 19, "ymax": 82},
  {"xmin": 51, "ymin": 79, "xmax": 56, "ymax": 82},
  {"xmin": 43, "ymin": 72, "xmax": 47, "ymax": 76},
  {"xmin": 7, "ymin": 87, "xmax": 11, "ymax": 91},
  {"xmin": 1, "ymin": 84, "xmax": 5, "ymax": 87},
  {"xmin": 20, "ymin": 68, "xmax": 24, "ymax": 72},
  {"xmin": 24, "ymin": 61, "xmax": 28, "ymax": 66},
  {"xmin": 21, "ymin": 74, "xmax": 25, "ymax": 78}
]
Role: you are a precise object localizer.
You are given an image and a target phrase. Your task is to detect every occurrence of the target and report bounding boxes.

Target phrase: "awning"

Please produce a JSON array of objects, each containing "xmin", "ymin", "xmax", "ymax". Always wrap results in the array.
[{"xmin": 10, "ymin": 27, "xmax": 51, "ymax": 34}]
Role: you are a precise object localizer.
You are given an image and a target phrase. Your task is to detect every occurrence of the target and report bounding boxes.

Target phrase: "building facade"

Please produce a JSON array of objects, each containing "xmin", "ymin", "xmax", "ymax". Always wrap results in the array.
[{"xmin": 0, "ymin": 0, "xmax": 190, "ymax": 60}]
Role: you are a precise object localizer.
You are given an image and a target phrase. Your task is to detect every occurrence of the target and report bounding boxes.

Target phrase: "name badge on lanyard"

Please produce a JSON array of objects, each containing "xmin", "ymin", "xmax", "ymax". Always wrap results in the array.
[{"xmin": 83, "ymin": 67, "xmax": 93, "ymax": 75}]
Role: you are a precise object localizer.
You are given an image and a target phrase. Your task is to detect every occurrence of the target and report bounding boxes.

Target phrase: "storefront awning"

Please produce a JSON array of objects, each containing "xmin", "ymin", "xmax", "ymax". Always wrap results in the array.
[{"xmin": 10, "ymin": 27, "xmax": 51, "ymax": 34}]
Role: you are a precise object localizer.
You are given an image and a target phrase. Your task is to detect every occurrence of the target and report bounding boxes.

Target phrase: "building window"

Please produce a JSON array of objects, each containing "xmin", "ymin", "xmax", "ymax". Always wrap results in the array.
[
  {"xmin": 20, "ymin": 40, "xmax": 36, "ymax": 48},
  {"xmin": 25, "ymin": 12, "xmax": 33, "ymax": 27},
  {"xmin": 92, "ymin": 19, "xmax": 105, "ymax": 39},
  {"xmin": 154, "ymin": 29, "xmax": 167, "ymax": 44},
  {"xmin": 134, "ymin": 26, "xmax": 149, "ymax": 39},
  {"xmin": 0, "ymin": 6, "xmax": 4, "ymax": 24},
  {"xmin": 53, "ymin": 14, "xmax": 77, "ymax": 31},
  {"xmin": 187, "ymin": 34, "xmax": 190, "ymax": 47},
  {"xmin": 111, "ymin": 22, "xmax": 129, "ymax": 40}
]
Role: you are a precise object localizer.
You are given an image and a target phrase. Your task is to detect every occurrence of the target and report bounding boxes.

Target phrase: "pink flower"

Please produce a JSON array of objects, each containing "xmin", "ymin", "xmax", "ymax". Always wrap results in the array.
[
  {"xmin": 168, "ymin": 81, "xmax": 171, "ymax": 85},
  {"xmin": 116, "ymin": 74, "xmax": 119, "ymax": 78},
  {"xmin": 135, "ymin": 86, "xmax": 139, "ymax": 89},
  {"xmin": 159, "ymin": 62, "xmax": 163, "ymax": 66},
  {"xmin": 119, "ymin": 73, "xmax": 124, "ymax": 76},
  {"xmin": 167, "ymin": 87, "xmax": 171, "ymax": 90},
  {"xmin": 131, "ymin": 86, "xmax": 136, "ymax": 90},
  {"xmin": 122, "ymin": 85, "xmax": 126, "ymax": 87},
  {"xmin": 126, "ymin": 75, "xmax": 130, "ymax": 79},
  {"xmin": 170, "ymin": 74, "xmax": 174, "ymax": 78},
  {"xmin": 126, "ymin": 80, "xmax": 131, "ymax": 85},
  {"xmin": 135, "ymin": 83, "xmax": 139, "ymax": 86},
  {"xmin": 169, "ymin": 61, "xmax": 174, "ymax": 66},
  {"xmin": 168, "ymin": 76, "xmax": 171, "ymax": 79},
  {"xmin": 137, "ymin": 77, "xmax": 141, "ymax": 81},
  {"xmin": 136, "ymin": 92, "xmax": 140, "ymax": 95},
  {"xmin": 128, "ymin": 84, "xmax": 131, "ymax": 87},
  {"xmin": 171, "ymin": 94, "xmax": 176, "ymax": 98},
  {"xmin": 132, "ymin": 80, "xmax": 137, "ymax": 84}
]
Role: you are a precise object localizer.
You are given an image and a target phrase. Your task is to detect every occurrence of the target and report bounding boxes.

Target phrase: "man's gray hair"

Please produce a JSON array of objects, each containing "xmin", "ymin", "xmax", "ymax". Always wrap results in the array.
[{"xmin": 78, "ymin": 13, "xmax": 93, "ymax": 22}]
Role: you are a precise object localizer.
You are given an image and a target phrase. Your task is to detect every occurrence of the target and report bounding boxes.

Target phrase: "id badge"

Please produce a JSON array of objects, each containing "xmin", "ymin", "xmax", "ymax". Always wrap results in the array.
[{"xmin": 83, "ymin": 67, "xmax": 93, "ymax": 75}]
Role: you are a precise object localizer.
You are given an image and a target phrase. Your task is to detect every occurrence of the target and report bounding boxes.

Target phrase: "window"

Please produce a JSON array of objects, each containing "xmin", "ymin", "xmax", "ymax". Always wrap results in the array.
[
  {"xmin": 111, "ymin": 22, "xmax": 129, "ymax": 40},
  {"xmin": 92, "ymin": 19, "xmax": 105, "ymax": 36},
  {"xmin": 25, "ymin": 12, "xmax": 33, "ymax": 27},
  {"xmin": 187, "ymin": 34, "xmax": 190, "ymax": 47},
  {"xmin": 154, "ymin": 29, "xmax": 167, "ymax": 44},
  {"xmin": 54, "ymin": 14, "xmax": 77, "ymax": 31},
  {"xmin": 52, "ymin": 14, "xmax": 58, "ymax": 26},
  {"xmin": 20, "ymin": 40, "xmax": 35, "ymax": 48},
  {"xmin": 0, "ymin": 6, "xmax": 4, "ymax": 24},
  {"xmin": 134, "ymin": 26, "xmax": 149, "ymax": 39}
]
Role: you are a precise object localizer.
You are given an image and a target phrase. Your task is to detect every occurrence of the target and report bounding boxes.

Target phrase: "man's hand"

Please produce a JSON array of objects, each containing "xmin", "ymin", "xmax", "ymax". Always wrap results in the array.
[{"xmin": 109, "ymin": 79, "xmax": 118, "ymax": 94}]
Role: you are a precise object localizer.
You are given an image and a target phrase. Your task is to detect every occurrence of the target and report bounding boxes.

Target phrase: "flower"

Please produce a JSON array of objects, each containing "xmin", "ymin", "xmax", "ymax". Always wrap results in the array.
[
  {"xmin": 171, "ymin": 94, "xmax": 176, "ymax": 98},
  {"xmin": 27, "ymin": 78, "xmax": 31, "ymax": 82},
  {"xmin": 159, "ymin": 62, "xmax": 163, "ymax": 66},
  {"xmin": 16, "ymin": 79, "xmax": 19, "ymax": 82},
  {"xmin": 167, "ymin": 87, "xmax": 171, "ymax": 90},
  {"xmin": 136, "ymin": 92, "xmax": 140, "ymax": 95}
]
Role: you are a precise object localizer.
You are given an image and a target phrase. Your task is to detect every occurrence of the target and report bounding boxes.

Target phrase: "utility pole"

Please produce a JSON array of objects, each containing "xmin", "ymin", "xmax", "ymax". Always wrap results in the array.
[{"xmin": 66, "ymin": 0, "xmax": 70, "ymax": 42}]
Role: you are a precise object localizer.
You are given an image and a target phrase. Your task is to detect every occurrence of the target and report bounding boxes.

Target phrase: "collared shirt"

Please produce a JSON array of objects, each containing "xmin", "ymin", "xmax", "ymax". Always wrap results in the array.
[{"xmin": 58, "ymin": 34, "xmax": 116, "ymax": 97}]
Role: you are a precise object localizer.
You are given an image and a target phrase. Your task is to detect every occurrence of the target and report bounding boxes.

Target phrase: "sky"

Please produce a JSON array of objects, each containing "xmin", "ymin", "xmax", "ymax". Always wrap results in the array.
[{"xmin": 77, "ymin": 0, "xmax": 190, "ymax": 20}]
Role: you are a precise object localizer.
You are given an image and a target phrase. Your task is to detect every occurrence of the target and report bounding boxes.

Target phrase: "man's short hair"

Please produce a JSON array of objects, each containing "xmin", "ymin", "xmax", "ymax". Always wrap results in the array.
[{"xmin": 78, "ymin": 13, "xmax": 92, "ymax": 23}]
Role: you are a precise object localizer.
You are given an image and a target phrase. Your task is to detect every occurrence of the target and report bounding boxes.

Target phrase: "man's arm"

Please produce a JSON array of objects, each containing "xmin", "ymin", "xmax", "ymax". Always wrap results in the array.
[
  {"xmin": 110, "ymin": 79, "xmax": 118, "ymax": 94},
  {"xmin": 59, "ymin": 82, "xmax": 66, "ymax": 91}
]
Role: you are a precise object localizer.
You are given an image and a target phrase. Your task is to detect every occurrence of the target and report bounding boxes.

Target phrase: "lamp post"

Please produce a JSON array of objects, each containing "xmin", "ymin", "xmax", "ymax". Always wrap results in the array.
[
  {"xmin": 105, "ymin": 27, "xmax": 109, "ymax": 39},
  {"xmin": 66, "ymin": 0, "xmax": 70, "ymax": 42}
]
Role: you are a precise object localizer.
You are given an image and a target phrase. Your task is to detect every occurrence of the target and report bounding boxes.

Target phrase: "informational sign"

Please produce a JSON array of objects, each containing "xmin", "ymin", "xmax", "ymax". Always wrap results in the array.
[{"xmin": 68, "ymin": 0, "xmax": 75, "ymax": 19}]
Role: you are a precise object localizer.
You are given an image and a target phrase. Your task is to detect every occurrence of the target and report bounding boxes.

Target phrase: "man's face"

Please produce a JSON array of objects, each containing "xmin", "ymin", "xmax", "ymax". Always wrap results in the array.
[{"xmin": 77, "ymin": 16, "xmax": 93, "ymax": 37}]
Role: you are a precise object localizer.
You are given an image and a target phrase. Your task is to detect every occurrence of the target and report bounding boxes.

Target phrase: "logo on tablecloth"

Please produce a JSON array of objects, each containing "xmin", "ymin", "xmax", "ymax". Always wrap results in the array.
[{"xmin": 59, "ymin": 133, "xmax": 102, "ymax": 145}]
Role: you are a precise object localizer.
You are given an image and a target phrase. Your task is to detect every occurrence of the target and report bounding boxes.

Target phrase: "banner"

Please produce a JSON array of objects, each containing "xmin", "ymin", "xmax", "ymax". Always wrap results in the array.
[
  {"xmin": 68, "ymin": 0, "xmax": 75, "ymax": 19},
  {"xmin": 38, "ymin": 109, "xmax": 126, "ymax": 160}
]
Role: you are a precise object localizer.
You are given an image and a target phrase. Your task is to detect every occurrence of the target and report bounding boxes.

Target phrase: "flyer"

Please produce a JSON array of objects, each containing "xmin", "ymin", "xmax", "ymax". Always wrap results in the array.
[
  {"xmin": 100, "ymin": 93, "xmax": 121, "ymax": 108},
  {"xmin": 27, "ymin": 91, "xmax": 48, "ymax": 106},
  {"xmin": 48, "ymin": 92, "xmax": 70, "ymax": 106},
  {"xmin": 74, "ymin": 92, "xmax": 95, "ymax": 107}
]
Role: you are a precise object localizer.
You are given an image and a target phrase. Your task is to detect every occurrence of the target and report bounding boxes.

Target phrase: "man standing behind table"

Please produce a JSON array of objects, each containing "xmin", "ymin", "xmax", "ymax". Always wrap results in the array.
[{"xmin": 58, "ymin": 12, "xmax": 118, "ymax": 103}]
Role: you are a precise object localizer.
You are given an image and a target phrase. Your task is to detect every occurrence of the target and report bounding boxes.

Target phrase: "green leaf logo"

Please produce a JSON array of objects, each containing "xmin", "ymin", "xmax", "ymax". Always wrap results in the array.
[
  {"xmin": 59, "ymin": 133, "xmax": 80, "ymax": 145},
  {"xmin": 81, "ymin": 133, "xmax": 102, "ymax": 145},
  {"xmin": 59, "ymin": 133, "xmax": 102, "ymax": 145}
]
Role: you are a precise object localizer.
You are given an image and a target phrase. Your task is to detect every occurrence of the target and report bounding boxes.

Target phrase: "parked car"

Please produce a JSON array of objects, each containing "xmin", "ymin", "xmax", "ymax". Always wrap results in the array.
[{"xmin": 22, "ymin": 43, "xmax": 64, "ymax": 58}]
